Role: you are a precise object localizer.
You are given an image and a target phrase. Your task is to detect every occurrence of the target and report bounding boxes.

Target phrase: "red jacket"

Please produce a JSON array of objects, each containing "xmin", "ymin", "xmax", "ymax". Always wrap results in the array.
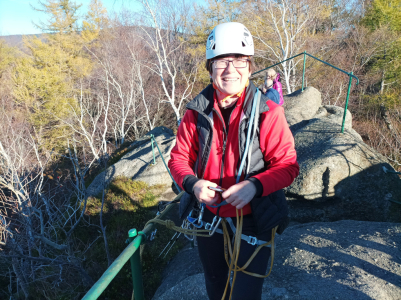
[{"xmin": 169, "ymin": 84, "xmax": 299, "ymax": 218}]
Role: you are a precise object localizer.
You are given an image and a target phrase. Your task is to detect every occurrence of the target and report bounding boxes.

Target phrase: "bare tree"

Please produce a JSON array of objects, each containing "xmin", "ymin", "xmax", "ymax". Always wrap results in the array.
[
  {"xmin": 243, "ymin": 0, "xmax": 342, "ymax": 93},
  {"xmin": 85, "ymin": 23, "xmax": 162, "ymax": 146},
  {"xmin": 0, "ymin": 114, "xmax": 96, "ymax": 299},
  {"xmin": 136, "ymin": 0, "xmax": 199, "ymax": 124}
]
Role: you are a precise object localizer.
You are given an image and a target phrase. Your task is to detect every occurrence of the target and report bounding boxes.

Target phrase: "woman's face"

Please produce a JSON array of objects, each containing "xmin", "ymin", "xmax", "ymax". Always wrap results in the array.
[{"xmin": 211, "ymin": 55, "xmax": 251, "ymax": 104}]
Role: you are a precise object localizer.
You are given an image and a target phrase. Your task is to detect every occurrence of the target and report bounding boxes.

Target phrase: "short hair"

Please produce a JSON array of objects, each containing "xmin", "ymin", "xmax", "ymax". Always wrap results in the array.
[
  {"xmin": 266, "ymin": 68, "xmax": 277, "ymax": 80},
  {"xmin": 205, "ymin": 54, "xmax": 254, "ymax": 75}
]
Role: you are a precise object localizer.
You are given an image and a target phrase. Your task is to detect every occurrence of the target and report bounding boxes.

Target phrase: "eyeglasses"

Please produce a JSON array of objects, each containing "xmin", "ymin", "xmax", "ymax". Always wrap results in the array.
[{"xmin": 213, "ymin": 59, "xmax": 249, "ymax": 69}]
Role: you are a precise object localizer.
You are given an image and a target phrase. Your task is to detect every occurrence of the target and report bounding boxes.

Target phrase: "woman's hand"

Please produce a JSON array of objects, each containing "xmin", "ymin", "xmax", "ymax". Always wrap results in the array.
[
  {"xmin": 222, "ymin": 181, "xmax": 256, "ymax": 209},
  {"xmin": 193, "ymin": 180, "xmax": 220, "ymax": 205}
]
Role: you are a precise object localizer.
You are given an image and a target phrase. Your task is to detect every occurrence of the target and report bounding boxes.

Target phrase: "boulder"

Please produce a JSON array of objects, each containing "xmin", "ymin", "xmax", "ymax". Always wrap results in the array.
[
  {"xmin": 87, "ymin": 127, "xmax": 176, "ymax": 197},
  {"xmin": 153, "ymin": 221, "xmax": 401, "ymax": 300},
  {"xmin": 313, "ymin": 105, "xmax": 352, "ymax": 131},
  {"xmin": 283, "ymin": 87, "xmax": 322, "ymax": 127},
  {"xmin": 285, "ymin": 114, "xmax": 401, "ymax": 222},
  {"xmin": 152, "ymin": 244, "xmax": 204, "ymax": 300}
]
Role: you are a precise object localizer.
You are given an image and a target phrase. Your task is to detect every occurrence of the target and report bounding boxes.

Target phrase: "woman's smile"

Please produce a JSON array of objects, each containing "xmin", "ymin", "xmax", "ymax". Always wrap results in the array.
[{"xmin": 211, "ymin": 55, "xmax": 251, "ymax": 103}]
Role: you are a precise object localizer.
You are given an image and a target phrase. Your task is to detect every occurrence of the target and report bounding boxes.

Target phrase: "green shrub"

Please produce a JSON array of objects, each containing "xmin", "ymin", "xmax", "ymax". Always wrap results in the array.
[{"xmin": 75, "ymin": 177, "xmax": 183, "ymax": 300}]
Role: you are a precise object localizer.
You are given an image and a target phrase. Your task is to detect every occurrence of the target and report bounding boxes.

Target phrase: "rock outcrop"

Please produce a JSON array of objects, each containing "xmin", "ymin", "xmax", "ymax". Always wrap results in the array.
[
  {"xmin": 283, "ymin": 86, "xmax": 322, "ymax": 127},
  {"xmin": 87, "ymin": 127, "xmax": 176, "ymax": 197},
  {"xmin": 153, "ymin": 221, "xmax": 401, "ymax": 300},
  {"xmin": 283, "ymin": 88, "xmax": 401, "ymax": 223}
]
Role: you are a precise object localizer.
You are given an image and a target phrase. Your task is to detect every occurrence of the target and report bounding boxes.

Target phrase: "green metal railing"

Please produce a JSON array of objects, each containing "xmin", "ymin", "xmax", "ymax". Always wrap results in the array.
[
  {"xmin": 150, "ymin": 134, "xmax": 181, "ymax": 193},
  {"xmin": 82, "ymin": 196, "xmax": 181, "ymax": 300},
  {"xmin": 252, "ymin": 51, "xmax": 360, "ymax": 133},
  {"xmin": 82, "ymin": 135, "xmax": 183, "ymax": 300}
]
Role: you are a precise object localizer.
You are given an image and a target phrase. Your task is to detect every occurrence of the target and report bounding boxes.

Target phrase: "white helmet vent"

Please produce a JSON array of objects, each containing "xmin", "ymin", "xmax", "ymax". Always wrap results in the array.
[
  {"xmin": 206, "ymin": 22, "xmax": 254, "ymax": 59},
  {"xmin": 207, "ymin": 35, "xmax": 215, "ymax": 51}
]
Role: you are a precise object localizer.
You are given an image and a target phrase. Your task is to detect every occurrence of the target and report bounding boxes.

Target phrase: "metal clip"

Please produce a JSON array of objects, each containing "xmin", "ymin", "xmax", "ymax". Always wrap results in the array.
[
  {"xmin": 182, "ymin": 219, "xmax": 194, "ymax": 241},
  {"xmin": 205, "ymin": 215, "xmax": 218, "ymax": 231},
  {"xmin": 197, "ymin": 204, "xmax": 205, "ymax": 226},
  {"xmin": 150, "ymin": 229, "xmax": 157, "ymax": 241},
  {"xmin": 187, "ymin": 210, "xmax": 204, "ymax": 228},
  {"xmin": 205, "ymin": 216, "xmax": 222, "ymax": 236},
  {"xmin": 248, "ymin": 236, "xmax": 258, "ymax": 246},
  {"xmin": 209, "ymin": 217, "xmax": 222, "ymax": 236}
]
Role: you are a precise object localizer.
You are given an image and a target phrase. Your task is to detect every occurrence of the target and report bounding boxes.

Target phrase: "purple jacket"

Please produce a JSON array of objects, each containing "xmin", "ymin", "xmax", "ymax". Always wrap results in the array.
[{"xmin": 273, "ymin": 73, "xmax": 284, "ymax": 106}]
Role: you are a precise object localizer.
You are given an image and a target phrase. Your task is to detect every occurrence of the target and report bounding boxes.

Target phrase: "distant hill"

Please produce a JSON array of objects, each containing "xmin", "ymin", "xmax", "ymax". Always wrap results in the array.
[{"xmin": 0, "ymin": 34, "xmax": 43, "ymax": 48}]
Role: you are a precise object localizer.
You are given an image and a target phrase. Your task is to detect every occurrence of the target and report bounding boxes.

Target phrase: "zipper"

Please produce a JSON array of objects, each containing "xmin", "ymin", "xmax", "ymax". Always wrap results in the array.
[
  {"xmin": 190, "ymin": 109, "xmax": 213, "ymax": 180},
  {"xmin": 213, "ymin": 107, "xmax": 235, "ymax": 187},
  {"xmin": 236, "ymin": 116, "xmax": 248, "ymax": 179},
  {"xmin": 200, "ymin": 124, "xmax": 213, "ymax": 179}
]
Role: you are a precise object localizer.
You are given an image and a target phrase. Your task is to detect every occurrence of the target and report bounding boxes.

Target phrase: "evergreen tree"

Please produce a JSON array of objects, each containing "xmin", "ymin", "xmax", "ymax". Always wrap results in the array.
[
  {"xmin": 12, "ymin": 0, "xmax": 103, "ymax": 150},
  {"xmin": 361, "ymin": 0, "xmax": 401, "ymax": 106}
]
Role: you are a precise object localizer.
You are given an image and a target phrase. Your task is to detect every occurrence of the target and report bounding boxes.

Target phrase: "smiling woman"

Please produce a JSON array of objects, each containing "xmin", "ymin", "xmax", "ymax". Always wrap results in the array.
[{"xmin": 168, "ymin": 22, "xmax": 299, "ymax": 300}]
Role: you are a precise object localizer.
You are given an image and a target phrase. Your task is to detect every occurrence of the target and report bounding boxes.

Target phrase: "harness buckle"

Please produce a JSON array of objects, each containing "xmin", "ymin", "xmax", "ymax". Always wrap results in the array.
[
  {"xmin": 248, "ymin": 236, "xmax": 258, "ymax": 246},
  {"xmin": 150, "ymin": 229, "xmax": 157, "ymax": 241}
]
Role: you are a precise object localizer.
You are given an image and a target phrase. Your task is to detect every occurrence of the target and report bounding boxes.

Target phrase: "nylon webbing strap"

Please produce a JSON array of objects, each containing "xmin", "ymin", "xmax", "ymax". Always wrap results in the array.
[{"xmin": 224, "ymin": 217, "xmax": 271, "ymax": 247}]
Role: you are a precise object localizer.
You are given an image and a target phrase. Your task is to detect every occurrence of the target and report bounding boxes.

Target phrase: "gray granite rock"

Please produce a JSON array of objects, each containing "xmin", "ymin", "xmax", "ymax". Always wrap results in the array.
[
  {"xmin": 153, "ymin": 221, "xmax": 401, "ymax": 300},
  {"xmin": 87, "ymin": 126, "xmax": 176, "ymax": 196},
  {"xmin": 285, "ymin": 111, "xmax": 401, "ymax": 222},
  {"xmin": 283, "ymin": 87, "xmax": 322, "ymax": 127}
]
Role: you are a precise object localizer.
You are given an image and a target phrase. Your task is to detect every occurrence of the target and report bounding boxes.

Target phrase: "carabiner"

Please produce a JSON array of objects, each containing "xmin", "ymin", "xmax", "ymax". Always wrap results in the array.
[
  {"xmin": 209, "ymin": 217, "xmax": 222, "ymax": 236},
  {"xmin": 187, "ymin": 210, "xmax": 204, "ymax": 228},
  {"xmin": 182, "ymin": 219, "xmax": 194, "ymax": 241},
  {"xmin": 197, "ymin": 204, "xmax": 205, "ymax": 226},
  {"xmin": 205, "ymin": 215, "xmax": 221, "ymax": 234}
]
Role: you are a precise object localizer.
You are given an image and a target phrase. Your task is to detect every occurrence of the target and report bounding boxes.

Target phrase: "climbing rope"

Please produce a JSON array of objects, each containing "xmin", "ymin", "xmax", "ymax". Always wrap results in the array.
[
  {"xmin": 148, "ymin": 89, "xmax": 275, "ymax": 300},
  {"xmin": 144, "ymin": 218, "xmax": 212, "ymax": 238},
  {"xmin": 148, "ymin": 206, "xmax": 277, "ymax": 300},
  {"xmin": 221, "ymin": 209, "xmax": 277, "ymax": 300}
]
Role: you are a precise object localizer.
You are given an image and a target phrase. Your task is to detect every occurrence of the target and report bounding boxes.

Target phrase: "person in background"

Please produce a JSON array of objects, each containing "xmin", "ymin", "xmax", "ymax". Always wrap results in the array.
[
  {"xmin": 266, "ymin": 69, "xmax": 284, "ymax": 105},
  {"xmin": 263, "ymin": 78, "xmax": 280, "ymax": 105}
]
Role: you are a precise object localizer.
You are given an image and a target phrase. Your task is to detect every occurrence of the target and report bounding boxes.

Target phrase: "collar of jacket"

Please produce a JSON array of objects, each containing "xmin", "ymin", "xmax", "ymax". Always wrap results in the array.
[{"xmin": 186, "ymin": 81, "xmax": 270, "ymax": 117}]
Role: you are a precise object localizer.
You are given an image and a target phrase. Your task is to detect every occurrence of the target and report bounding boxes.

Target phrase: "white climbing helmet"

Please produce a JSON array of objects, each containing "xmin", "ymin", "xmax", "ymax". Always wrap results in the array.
[{"xmin": 206, "ymin": 22, "xmax": 254, "ymax": 59}]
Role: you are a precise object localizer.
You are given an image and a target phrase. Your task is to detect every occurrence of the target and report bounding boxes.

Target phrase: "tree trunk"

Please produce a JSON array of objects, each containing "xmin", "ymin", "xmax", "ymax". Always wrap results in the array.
[
  {"xmin": 380, "ymin": 103, "xmax": 393, "ymax": 132},
  {"xmin": 380, "ymin": 69, "xmax": 385, "ymax": 95}
]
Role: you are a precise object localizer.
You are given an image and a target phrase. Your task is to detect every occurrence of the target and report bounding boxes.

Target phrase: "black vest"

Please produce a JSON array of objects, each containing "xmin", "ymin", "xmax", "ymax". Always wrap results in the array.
[{"xmin": 186, "ymin": 82, "xmax": 289, "ymax": 238}]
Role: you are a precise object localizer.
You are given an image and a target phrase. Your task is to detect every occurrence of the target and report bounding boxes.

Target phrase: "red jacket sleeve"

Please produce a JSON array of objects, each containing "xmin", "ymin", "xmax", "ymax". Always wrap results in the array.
[
  {"xmin": 252, "ymin": 103, "xmax": 299, "ymax": 196},
  {"xmin": 168, "ymin": 110, "xmax": 199, "ymax": 190}
]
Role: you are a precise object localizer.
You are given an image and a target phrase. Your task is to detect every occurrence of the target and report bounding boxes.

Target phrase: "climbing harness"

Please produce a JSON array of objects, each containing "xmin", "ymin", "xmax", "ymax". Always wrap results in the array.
[
  {"xmin": 148, "ymin": 89, "xmax": 279, "ymax": 299},
  {"xmin": 220, "ymin": 209, "xmax": 278, "ymax": 300}
]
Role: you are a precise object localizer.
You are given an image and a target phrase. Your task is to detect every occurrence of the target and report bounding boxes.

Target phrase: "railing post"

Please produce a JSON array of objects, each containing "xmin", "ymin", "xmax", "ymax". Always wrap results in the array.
[
  {"xmin": 302, "ymin": 51, "xmax": 306, "ymax": 92},
  {"xmin": 128, "ymin": 229, "xmax": 145, "ymax": 300},
  {"xmin": 151, "ymin": 136, "xmax": 182, "ymax": 193},
  {"xmin": 151, "ymin": 134, "xmax": 156, "ymax": 165},
  {"xmin": 341, "ymin": 72, "xmax": 353, "ymax": 133}
]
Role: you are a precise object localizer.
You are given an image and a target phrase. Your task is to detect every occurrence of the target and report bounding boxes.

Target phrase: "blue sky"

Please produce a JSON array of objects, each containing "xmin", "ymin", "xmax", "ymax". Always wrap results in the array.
[
  {"xmin": 0, "ymin": 0, "xmax": 127, "ymax": 35},
  {"xmin": 0, "ymin": 0, "xmax": 206, "ymax": 36}
]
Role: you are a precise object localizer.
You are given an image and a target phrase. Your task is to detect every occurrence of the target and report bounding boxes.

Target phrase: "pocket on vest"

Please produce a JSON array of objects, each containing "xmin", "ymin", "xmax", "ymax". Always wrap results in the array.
[
  {"xmin": 250, "ymin": 189, "xmax": 288, "ymax": 236},
  {"xmin": 179, "ymin": 192, "xmax": 196, "ymax": 220}
]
